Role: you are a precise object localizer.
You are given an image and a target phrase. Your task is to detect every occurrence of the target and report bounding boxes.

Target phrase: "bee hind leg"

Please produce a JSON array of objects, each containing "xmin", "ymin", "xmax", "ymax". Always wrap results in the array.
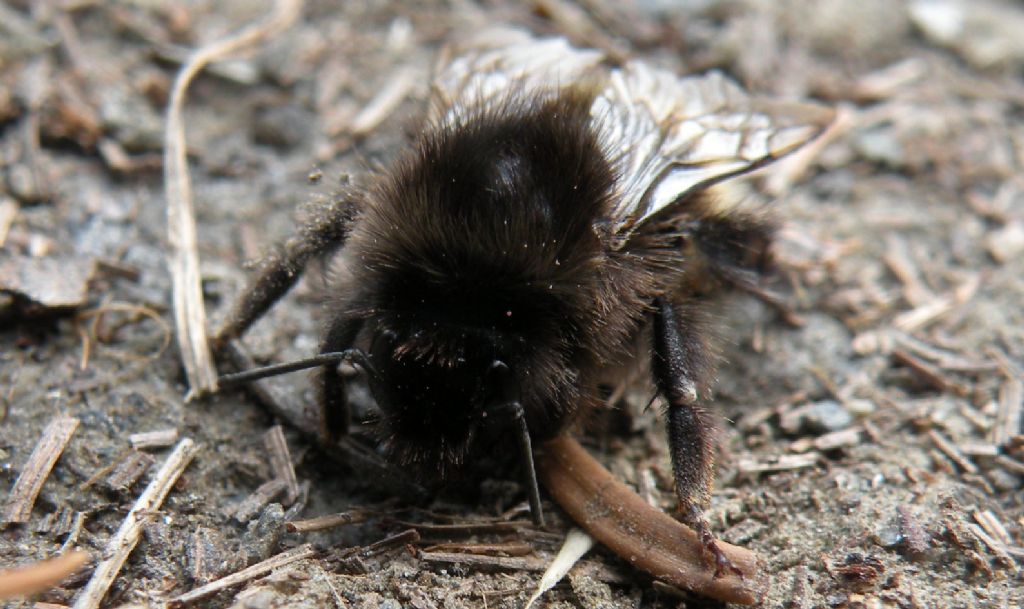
[
  {"xmin": 652, "ymin": 298, "xmax": 742, "ymax": 579},
  {"xmin": 692, "ymin": 211, "xmax": 802, "ymax": 327}
]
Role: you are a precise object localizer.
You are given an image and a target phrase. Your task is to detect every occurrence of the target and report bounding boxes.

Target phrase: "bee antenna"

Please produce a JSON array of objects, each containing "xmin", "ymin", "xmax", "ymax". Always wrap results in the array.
[
  {"xmin": 508, "ymin": 399, "xmax": 546, "ymax": 529},
  {"xmin": 488, "ymin": 360, "xmax": 545, "ymax": 528},
  {"xmin": 217, "ymin": 349, "xmax": 373, "ymax": 389}
]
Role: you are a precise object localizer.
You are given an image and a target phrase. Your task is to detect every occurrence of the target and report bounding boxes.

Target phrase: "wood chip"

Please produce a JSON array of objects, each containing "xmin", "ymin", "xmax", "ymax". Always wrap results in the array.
[
  {"xmin": 852, "ymin": 58, "xmax": 927, "ymax": 100},
  {"xmin": 966, "ymin": 524, "xmax": 1018, "ymax": 570},
  {"xmin": 264, "ymin": 426, "xmax": 299, "ymax": 505},
  {"xmin": 991, "ymin": 350, "xmax": 1024, "ymax": 446},
  {"xmin": 187, "ymin": 527, "xmax": 221, "ymax": 585},
  {"xmin": 394, "ymin": 519, "xmax": 530, "ymax": 536},
  {"xmin": 233, "ymin": 478, "xmax": 287, "ymax": 523},
  {"xmin": 958, "ymin": 443, "xmax": 999, "ymax": 458},
  {"xmin": 419, "ymin": 551, "xmax": 628, "ymax": 583},
  {"xmin": 883, "ymin": 235, "xmax": 935, "ymax": 306},
  {"xmin": 736, "ymin": 453, "xmax": 820, "ymax": 475},
  {"xmin": 59, "ymin": 511, "xmax": 85, "ymax": 555},
  {"xmin": 169, "ymin": 544, "xmax": 315, "ymax": 607},
  {"xmin": 0, "ymin": 253, "xmax": 98, "ymax": 310},
  {"xmin": 892, "ymin": 332, "xmax": 995, "ymax": 374},
  {"xmin": 422, "ymin": 542, "xmax": 534, "ymax": 557},
  {"xmin": 0, "ymin": 197, "xmax": 18, "ymax": 247},
  {"xmin": 927, "ymin": 430, "xmax": 978, "ymax": 475},
  {"xmin": 285, "ymin": 510, "xmax": 369, "ymax": 533},
  {"xmin": 892, "ymin": 276, "xmax": 980, "ymax": 332},
  {"xmin": 897, "ymin": 506, "xmax": 930, "ymax": 557},
  {"xmin": 973, "ymin": 510, "xmax": 1012, "ymax": 545},
  {"xmin": 790, "ymin": 427, "xmax": 862, "ymax": 453},
  {"xmin": 104, "ymin": 450, "xmax": 154, "ymax": 491},
  {"xmin": 3, "ymin": 417, "xmax": 79, "ymax": 525},
  {"xmin": 72, "ymin": 438, "xmax": 199, "ymax": 609},
  {"xmin": 892, "ymin": 348, "xmax": 970, "ymax": 396},
  {"xmin": 345, "ymin": 529, "xmax": 420, "ymax": 559},
  {"xmin": 994, "ymin": 455, "xmax": 1024, "ymax": 475},
  {"xmin": 128, "ymin": 428, "xmax": 179, "ymax": 449}
]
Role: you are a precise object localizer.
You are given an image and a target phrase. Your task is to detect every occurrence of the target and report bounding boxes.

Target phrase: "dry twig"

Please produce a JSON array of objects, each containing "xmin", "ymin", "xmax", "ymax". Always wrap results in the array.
[
  {"xmin": 966, "ymin": 524, "xmax": 1018, "ymax": 570},
  {"xmin": 286, "ymin": 510, "xmax": 369, "ymax": 533},
  {"xmin": 928, "ymin": 430, "xmax": 978, "ymax": 475},
  {"xmin": 536, "ymin": 436, "xmax": 763, "ymax": 604},
  {"xmin": 3, "ymin": 416, "xmax": 79, "ymax": 525},
  {"xmin": 264, "ymin": 426, "xmax": 299, "ymax": 504},
  {"xmin": 766, "ymin": 103, "xmax": 848, "ymax": 195},
  {"xmin": 348, "ymin": 66, "xmax": 416, "ymax": 136},
  {"xmin": 736, "ymin": 453, "xmax": 819, "ymax": 476},
  {"xmin": 72, "ymin": 438, "xmax": 200, "ymax": 609},
  {"xmin": 104, "ymin": 450, "xmax": 154, "ymax": 492},
  {"xmin": 989, "ymin": 348, "xmax": 1023, "ymax": 447},
  {"xmin": 892, "ymin": 348, "xmax": 970, "ymax": 396},
  {"xmin": 341, "ymin": 529, "xmax": 420, "ymax": 559},
  {"xmin": 530, "ymin": 0, "xmax": 630, "ymax": 61},
  {"xmin": 164, "ymin": 0, "xmax": 303, "ymax": 398},
  {"xmin": 423, "ymin": 542, "xmax": 534, "ymax": 556},
  {"xmin": 129, "ymin": 428, "xmax": 179, "ymax": 450},
  {"xmin": 169, "ymin": 544, "xmax": 315, "ymax": 607},
  {"xmin": 419, "ymin": 550, "xmax": 629, "ymax": 584},
  {"xmin": 394, "ymin": 519, "xmax": 530, "ymax": 536},
  {"xmin": 233, "ymin": 479, "xmax": 288, "ymax": 523}
]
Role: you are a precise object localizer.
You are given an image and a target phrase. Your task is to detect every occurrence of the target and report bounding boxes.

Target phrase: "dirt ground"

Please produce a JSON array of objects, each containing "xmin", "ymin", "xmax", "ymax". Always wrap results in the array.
[{"xmin": 1, "ymin": 1, "xmax": 1023, "ymax": 608}]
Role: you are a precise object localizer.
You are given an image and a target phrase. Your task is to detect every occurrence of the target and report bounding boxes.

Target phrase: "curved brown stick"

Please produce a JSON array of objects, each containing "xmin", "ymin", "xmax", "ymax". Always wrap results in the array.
[
  {"xmin": 0, "ymin": 550, "xmax": 91, "ymax": 600},
  {"xmin": 536, "ymin": 435, "xmax": 764, "ymax": 605}
]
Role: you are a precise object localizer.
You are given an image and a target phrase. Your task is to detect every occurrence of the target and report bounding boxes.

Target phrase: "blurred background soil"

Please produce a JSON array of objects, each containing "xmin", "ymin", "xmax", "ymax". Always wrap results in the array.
[{"xmin": 1, "ymin": 1, "xmax": 1022, "ymax": 607}]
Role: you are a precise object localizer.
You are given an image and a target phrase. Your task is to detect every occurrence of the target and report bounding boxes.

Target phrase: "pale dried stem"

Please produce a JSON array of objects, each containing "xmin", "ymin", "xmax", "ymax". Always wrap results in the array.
[
  {"xmin": 164, "ymin": 0, "xmax": 303, "ymax": 398},
  {"xmin": 72, "ymin": 439, "xmax": 200, "ymax": 609}
]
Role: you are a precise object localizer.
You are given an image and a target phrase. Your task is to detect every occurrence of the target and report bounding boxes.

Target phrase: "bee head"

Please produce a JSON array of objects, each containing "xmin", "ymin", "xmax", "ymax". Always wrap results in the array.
[{"xmin": 363, "ymin": 323, "xmax": 528, "ymax": 477}]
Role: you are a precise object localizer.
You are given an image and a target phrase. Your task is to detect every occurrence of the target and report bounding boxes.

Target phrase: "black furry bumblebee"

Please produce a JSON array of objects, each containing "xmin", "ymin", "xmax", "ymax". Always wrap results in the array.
[{"xmin": 215, "ymin": 30, "xmax": 833, "ymax": 574}]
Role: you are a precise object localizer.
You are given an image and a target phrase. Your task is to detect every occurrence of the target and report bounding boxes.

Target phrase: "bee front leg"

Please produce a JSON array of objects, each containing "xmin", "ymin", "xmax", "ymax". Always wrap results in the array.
[
  {"xmin": 317, "ymin": 315, "xmax": 365, "ymax": 441},
  {"xmin": 652, "ymin": 298, "xmax": 741, "ymax": 579},
  {"xmin": 213, "ymin": 194, "xmax": 360, "ymax": 345}
]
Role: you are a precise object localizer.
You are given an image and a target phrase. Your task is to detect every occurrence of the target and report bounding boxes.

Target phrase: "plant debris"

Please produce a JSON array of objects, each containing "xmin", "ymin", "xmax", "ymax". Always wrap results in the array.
[
  {"xmin": 1, "ymin": 1, "xmax": 1022, "ymax": 608},
  {"xmin": 2, "ymin": 416, "xmax": 79, "ymax": 525}
]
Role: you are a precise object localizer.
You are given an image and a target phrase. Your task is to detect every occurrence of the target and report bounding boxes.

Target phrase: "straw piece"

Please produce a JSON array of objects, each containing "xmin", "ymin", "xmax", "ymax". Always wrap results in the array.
[
  {"xmin": 2, "ymin": 417, "xmax": 79, "ymax": 525},
  {"xmin": 72, "ymin": 439, "xmax": 200, "ymax": 609}
]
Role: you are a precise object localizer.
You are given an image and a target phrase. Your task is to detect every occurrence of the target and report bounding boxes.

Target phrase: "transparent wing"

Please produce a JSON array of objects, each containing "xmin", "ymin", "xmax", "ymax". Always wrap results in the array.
[
  {"xmin": 432, "ymin": 31, "xmax": 834, "ymax": 236},
  {"xmin": 431, "ymin": 29, "xmax": 605, "ymax": 126},
  {"xmin": 594, "ymin": 63, "xmax": 835, "ymax": 236}
]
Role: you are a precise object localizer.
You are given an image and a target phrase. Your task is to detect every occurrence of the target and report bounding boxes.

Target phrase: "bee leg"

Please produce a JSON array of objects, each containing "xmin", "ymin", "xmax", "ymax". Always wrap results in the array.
[
  {"xmin": 510, "ymin": 402, "xmax": 546, "ymax": 527},
  {"xmin": 486, "ymin": 361, "xmax": 545, "ymax": 527},
  {"xmin": 317, "ymin": 316, "xmax": 365, "ymax": 441},
  {"xmin": 652, "ymin": 298, "xmax": 741, "ymax": 579},
  {"xmin": 714, "ymin": 264, "xmax": 803, "ymax": 327},
  {"xmin": 692, "ymin": 213, "xmax": 802, "ymax": 326},
  {"xmin": 213, "ymin": 194, "xmax": 359, "ymax": 345}
]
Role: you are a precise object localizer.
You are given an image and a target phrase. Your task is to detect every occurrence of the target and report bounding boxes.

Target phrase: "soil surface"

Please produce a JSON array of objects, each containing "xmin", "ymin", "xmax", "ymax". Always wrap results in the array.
[{"xmin": 1, "ymin": 1, "xmax": 1022, "ymax": 608}]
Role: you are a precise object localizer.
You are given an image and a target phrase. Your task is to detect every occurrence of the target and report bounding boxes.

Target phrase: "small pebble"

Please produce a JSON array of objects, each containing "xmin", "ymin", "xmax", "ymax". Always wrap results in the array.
[{"xmin": 781, "ymin": 400, "xmax": 854, "ymax": 435}]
